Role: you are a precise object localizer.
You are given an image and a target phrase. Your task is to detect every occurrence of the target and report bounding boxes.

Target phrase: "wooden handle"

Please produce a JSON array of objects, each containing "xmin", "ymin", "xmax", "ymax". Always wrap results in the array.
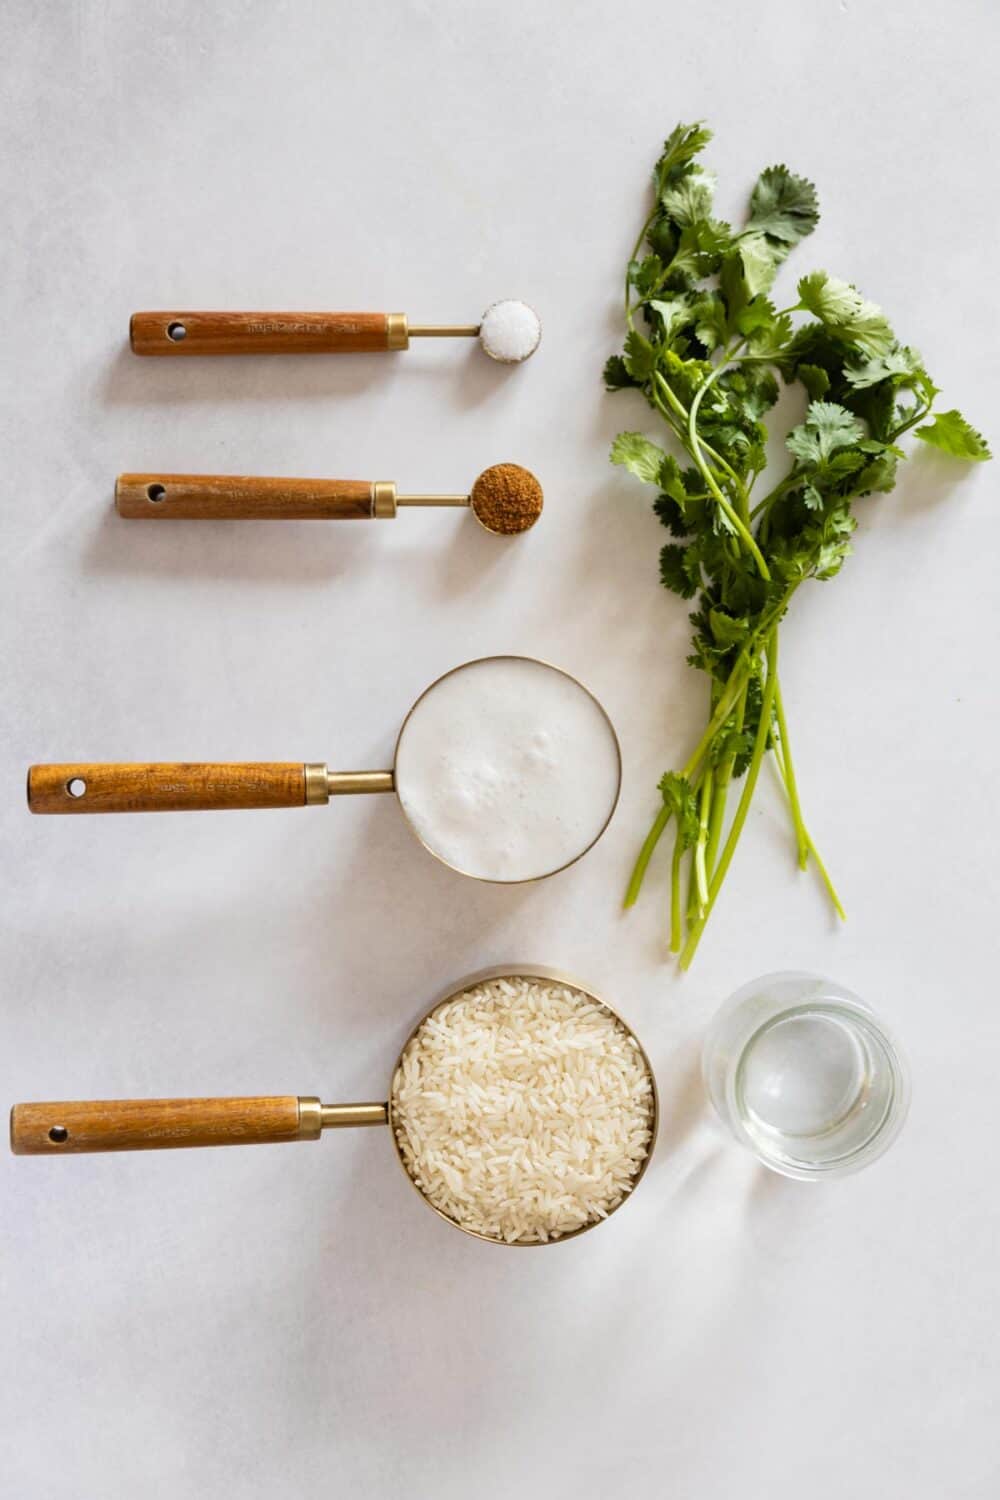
[
  {"xmin": 116, "ymin": 474, "xmax": 376, "ymax": 520},
  {"xmin": 27, "ymin": 763, "xmax": 309, "ymax": 814},
  {"xmin": 10, "ymin": 1097, "xmax": 305, "ymax": 1153},
  {"xmin": 130, "ymin": 311, "xmax": 399, "ymax": 356}
]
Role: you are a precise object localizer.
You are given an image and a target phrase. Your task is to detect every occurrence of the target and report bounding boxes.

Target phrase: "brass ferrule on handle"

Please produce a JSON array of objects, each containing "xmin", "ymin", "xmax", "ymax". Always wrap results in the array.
[
  {"xmin": 371, "ymin": 481, "xmax": 397, "ymax": 519},
  {"xmin": 305, "ymin": 1102, "xmax": 389, "ymax": 1133},
  {"xmin": 385, "ymin": 313, "xmax": 409, "ymax": 349}
]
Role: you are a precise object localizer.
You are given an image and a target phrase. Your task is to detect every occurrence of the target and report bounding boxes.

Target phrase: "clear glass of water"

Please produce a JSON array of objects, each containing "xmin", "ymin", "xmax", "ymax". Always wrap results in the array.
[{"xmin": 702, "ymin": 972, "xmax": 910, "ymax": 1179}]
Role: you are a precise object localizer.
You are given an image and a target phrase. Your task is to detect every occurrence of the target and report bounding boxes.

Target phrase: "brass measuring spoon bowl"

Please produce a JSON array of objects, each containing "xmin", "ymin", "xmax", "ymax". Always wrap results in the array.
[
  {"xmin": 115, "ymin": 463, "xmax": 543, "ymax": 535},
  {"xmin": 26, "ymin": 657, "xmax": 621, "ymax": 885},
  {"xmin": 10, "ymin": 966, "xmax": 658, "ymax": 1247}
]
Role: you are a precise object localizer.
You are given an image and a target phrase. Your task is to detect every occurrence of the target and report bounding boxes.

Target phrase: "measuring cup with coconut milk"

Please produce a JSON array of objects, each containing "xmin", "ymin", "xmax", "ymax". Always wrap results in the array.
[{"xmin": 27, "ymin": 657, "xmax": 621, "ymax": 884}]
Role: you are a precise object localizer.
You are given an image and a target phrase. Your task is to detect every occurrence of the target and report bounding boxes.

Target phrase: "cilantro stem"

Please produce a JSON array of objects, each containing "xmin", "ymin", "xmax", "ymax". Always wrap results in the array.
[
  {"xmin": 770, "ymin": 736, "xmax": 846, "ymax": 920},
  {"xmin": 681, "ymin": 581, "xmax": 796, "ymax": 774},
  {"xmin": 685, "ymin": 351, "xmax": 772, "ymax": 581},
  {"xmin": 694, "ymin": 768, "xmax": 713, "ymax": 909},
  {"xmin": 624, "ymin": 624, "xmax": 765, "ymax": 910},
  {"xmin": 681, "ymin": 664, "xmax": 751, "ymax": 778},
  {"xmin": 890, "ymin": 400, "xmax": 932, "ymax": 440},
  {"xmin": 705, "ymin": 678, "xmax": 748, "ymax": 874},
  {"xmin": 680, "ymin": 629, "xmax": 781, "ymax": 968},
  {"xmin": 623, "ymin": 803, "xmax": 671, "ymax": 907},
  {"xmin": 624, "ymin": 209, "xmax": 660, "ymax": 325},
  {"xmin": 750, "ymin": 469, "xmax": 799, "ymax": 522},
  {"xmin": 772, "ymin": 678, "xmax": 808, "ymax": 868},
  {"xmin": 669, "ymin": 823, "xmax": 685, "ymax": 951},
  {"xmin": 651, "ymin": 371, "xmax": 745, "ymax": 499}
]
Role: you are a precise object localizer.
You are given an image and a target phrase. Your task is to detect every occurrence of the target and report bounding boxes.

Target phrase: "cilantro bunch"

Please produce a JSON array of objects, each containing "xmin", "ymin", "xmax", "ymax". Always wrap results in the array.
[{"xmin": 607, "ymin": 123, "xmax": 990, "ymax": 967}]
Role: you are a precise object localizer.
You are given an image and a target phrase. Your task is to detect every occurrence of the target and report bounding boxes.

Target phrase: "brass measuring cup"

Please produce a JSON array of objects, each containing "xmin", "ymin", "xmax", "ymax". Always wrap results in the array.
[
  {"xmin": 27, "ymin": 656, "xmax": 622, "ymax": 884},
  {"xmin": 10, "ymin": 966, "xmax": 658, "ymax": 1247}
]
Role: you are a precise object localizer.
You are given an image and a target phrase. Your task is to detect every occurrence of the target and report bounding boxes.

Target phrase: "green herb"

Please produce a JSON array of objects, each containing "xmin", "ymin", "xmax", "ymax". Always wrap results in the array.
[{"xmin": 607, "ymin": 122, "xmax": 991, "ymax": 967}]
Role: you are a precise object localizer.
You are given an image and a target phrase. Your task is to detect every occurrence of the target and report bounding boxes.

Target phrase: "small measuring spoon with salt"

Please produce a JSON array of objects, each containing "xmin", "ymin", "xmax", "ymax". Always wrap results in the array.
[
  {"xmin": 129, "ymin": 299, "xmax": 541, "ymax": 364},
  {"xmin": 116, "ymin": 463, "xmax": 543, "ymax": 535}
]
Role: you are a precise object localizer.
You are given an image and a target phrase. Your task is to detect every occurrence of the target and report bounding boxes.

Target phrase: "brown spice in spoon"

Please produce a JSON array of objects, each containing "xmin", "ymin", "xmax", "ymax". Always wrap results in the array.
[{"xmin": 470, "ymin": 464, "xmax": 544, "ymax": 534}]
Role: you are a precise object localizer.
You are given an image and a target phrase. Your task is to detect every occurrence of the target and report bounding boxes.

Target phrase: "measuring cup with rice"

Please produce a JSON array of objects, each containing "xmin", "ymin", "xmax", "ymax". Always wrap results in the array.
[{"xmin": 11, "ymin": 969, "xmax": 657, "ymax": 1246}]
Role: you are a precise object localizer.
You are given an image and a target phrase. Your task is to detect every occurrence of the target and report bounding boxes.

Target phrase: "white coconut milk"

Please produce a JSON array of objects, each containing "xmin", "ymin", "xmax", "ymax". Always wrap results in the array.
[{"xmin": 394, "ymin": 657, "xmax": 620, "ymax": 881}]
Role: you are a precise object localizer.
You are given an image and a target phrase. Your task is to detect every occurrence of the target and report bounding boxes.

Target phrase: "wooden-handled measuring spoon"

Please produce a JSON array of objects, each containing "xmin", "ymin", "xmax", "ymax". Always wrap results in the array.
[
  {"xmin": 115, "ymin": 464, "xmax": 543, "ymax": 535},
  {"xmin": 130, "ymin": 299, "xmax": 541, "ymax": 363}
]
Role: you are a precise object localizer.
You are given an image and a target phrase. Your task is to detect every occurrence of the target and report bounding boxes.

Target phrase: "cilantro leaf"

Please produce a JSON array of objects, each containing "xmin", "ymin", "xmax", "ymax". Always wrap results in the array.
[
  {"xmin": 652, "ymin": 459, "xmax": 693, "ymax": 535},
  {"xmin": 659, "ymin": 542, "xmax": 700, "ymax": 598},
  {"xmin": 668, "ymin": 219, "xmax": 733, "ymax": 283},
  {"xmin": 660, "ymin": 168, "xmax": 716, "ymax": 225},
  {"xmin": 611, "ymin": 432, "xmax": 667, "ymax": 485},
  {"xmin": 797, "ymin": 363, "xmax": 830, "ymax": 400},
  {"xmin": 708, "ymin": 609, "xmax": 749, "ymax": 648},
  {"xmin": 797, "ymin": 271, "xmax": 895, "ymax": 357},
  {"xmin": 646, "ymin": 295, "xmax": 694, "ymax": 343},
  {"xmin": 786, "ymin": 401, "xmax": 865, "ymax": 466},
  {"xmin": 653, "ymin": 494, "xmax": 690, "ymax": 536},
  {"xmin": 915, "ymin": 409, "xmax": 992, "ymax": 462},
  {"xmin": 623, "ymin": 330, "xmax": 656, "ymax": 381},
  {"xmin": 747, "ymin": 165, "xmax": 819, "ymax": 245},
  {"xmin": 603, "ymin": 355, "xmax": 638, "ymax": 391},
  {"xmin": 844, "ymin": 345, "xmax": 923, "ymax": 390},
  {"xmin": 658, "ymin": 454, "xmax": 689, "ymax": 502},
  {"xmin": 734, "ymin": 232, "xmax": 782, "ymax": 297},
  {"xmin": 855, "ymin": 450, "xmax": 899, "ymax": 494},
  {"xmin": 654, "ymin": 123, "xmax": 713, "ymax": 192},
  {"xmin": 691, "ymin": 291, "xmax": 728, "ymax": 351},
  {"xmin": 628, "ymin": 254, "xmax": 665, "ymax": 299}
]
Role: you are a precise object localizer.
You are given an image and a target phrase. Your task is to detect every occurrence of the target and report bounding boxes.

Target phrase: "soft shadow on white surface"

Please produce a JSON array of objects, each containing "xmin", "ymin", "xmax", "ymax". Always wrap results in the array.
[
  {"xmin": 98, "ymin": 338, "xmax": 518, "ymax": 411},
  {"xmin": 80, "ymin": 490, "xmax": 530, "ymax": 592}
]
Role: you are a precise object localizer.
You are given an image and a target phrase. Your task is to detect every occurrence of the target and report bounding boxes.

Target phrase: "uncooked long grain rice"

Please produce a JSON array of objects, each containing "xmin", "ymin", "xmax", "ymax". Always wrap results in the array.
[{"xmin": 391, "ymin": 976, "xmax": 654, "ymax": 1244}]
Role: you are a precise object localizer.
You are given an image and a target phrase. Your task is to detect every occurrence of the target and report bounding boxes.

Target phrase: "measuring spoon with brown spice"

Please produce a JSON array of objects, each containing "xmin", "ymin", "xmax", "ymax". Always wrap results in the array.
[{"xmin": 116, "ymin": 462, "xmax": 543, "ymax": 536}]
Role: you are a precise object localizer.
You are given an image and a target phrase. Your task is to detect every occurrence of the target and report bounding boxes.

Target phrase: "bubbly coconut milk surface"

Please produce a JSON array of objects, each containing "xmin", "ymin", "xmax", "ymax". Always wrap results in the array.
[{"xmin": 394, "ymin": 658, "xmax": 620, "ymax": 881}]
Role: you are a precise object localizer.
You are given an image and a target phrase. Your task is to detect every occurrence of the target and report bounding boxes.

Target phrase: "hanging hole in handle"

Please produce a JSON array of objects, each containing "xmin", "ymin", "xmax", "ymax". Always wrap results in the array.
[
  {"xmin": 66, "ymin": 778, "xmax": 87, "ymax": 798},
  {"xmin": 146, "ymin": 484, "xmax": 166, "ymax": 503},
  {"xmin": 48, "ymin": 1126, "xmax": 68, "ymax": 1143},
  {"xmin": 166, "ymin": 322, "xmax": 187, "ymax": 342}
]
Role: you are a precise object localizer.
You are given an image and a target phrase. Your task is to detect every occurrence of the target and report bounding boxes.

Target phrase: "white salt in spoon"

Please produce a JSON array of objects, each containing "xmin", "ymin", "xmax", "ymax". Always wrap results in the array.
[
  {"xmin": 10, "ymin": 966, "xmax": 658, "ymax": 1247},
  {"xmin": 27, "ymin": 657, "xmax": 620, "ymax": 884},
  {"xmin": 129, "ymin": 299, "xmax": 541, "ymax": 363}
]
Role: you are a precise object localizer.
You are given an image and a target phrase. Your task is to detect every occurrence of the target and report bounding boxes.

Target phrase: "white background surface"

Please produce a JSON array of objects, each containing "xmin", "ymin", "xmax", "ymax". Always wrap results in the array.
[{"xmin": 3, "ymin": 2, "xmax": 998, "ymax": 1495}]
